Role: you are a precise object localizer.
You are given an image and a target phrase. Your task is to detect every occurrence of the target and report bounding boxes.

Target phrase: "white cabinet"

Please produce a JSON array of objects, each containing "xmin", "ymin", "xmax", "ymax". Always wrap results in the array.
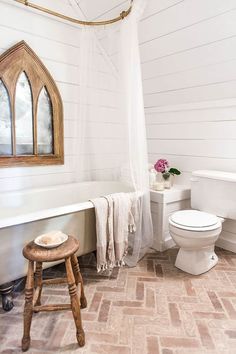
[{"xmin": 150, "ymin": 185, "xmax": 191, "ymax": 251}]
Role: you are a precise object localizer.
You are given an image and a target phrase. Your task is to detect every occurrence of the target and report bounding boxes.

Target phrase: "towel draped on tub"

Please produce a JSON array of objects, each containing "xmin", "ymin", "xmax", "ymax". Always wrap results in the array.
[{"xmin": 91, "ymin": 192, "xmax": 139, "ymax": 272}]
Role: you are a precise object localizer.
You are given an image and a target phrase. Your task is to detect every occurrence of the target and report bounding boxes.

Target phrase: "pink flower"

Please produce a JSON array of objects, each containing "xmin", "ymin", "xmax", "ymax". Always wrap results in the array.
[{"xmin": 154, "ymin": 159, "xmax": 169, "ymax": 173}]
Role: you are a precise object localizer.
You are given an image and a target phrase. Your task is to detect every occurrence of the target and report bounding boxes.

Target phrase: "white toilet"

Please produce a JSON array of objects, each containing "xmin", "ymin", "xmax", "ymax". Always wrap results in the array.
[{"xmin": 169, "ymin": 170, "xmax": 236, "ymax": 275}]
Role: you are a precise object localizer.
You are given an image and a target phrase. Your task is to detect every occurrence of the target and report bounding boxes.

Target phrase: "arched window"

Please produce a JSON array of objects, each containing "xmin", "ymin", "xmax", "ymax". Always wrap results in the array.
[{"xmin": 0, "ymin": 41, "xmax": 63, "ymax": 167}]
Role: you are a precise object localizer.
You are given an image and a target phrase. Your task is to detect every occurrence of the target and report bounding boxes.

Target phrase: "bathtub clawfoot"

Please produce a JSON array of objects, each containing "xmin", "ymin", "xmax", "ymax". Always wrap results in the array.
[{"xmin": 0, "ymin": 282, "xmax": 14, "ymax": 312}]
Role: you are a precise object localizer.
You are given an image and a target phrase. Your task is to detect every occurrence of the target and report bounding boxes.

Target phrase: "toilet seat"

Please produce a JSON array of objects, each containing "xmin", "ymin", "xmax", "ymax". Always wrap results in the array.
[{"xmin": 169, "ymin": 210, "xmax": 221, "ymax": 232}]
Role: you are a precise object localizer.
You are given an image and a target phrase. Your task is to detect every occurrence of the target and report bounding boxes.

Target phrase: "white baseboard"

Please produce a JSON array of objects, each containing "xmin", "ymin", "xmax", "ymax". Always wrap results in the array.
[
  {"xmin": 152, "ymin": 235, "xmax": 175, "ymax": 252},
  {"xmin": 153, "ymin": 230, "xmax": 236, "ymax": 253},
  {"xmin": 216, "ymin": 231, "xmax": 236, "ymax": 253},
  {"xmin": 164, "ymin": 236, "xmax": 176, "ymax": 251}
]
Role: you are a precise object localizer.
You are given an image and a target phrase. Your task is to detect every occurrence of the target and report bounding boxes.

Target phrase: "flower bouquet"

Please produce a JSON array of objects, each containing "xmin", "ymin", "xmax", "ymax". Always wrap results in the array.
[{"xmin": 154, "ymin": 159, "xmax": 181, "ymax": 188}]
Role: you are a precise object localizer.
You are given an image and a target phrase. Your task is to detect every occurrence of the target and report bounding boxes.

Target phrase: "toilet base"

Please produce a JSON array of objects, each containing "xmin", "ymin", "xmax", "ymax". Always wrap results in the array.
[{"xmin": 175, "ymin": 246, "xmax": 218, "ymax": 275}]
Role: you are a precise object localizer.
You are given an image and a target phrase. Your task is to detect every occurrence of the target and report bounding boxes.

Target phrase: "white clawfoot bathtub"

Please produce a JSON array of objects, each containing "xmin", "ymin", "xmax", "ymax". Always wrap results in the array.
[{"xmin": 0, "ymin": 181, "xmax": 132, "ymax": 285}]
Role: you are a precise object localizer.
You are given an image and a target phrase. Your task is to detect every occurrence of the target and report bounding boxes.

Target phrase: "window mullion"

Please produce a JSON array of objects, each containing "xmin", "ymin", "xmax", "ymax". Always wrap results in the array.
[
  {"xmin": 33, "ymin": 94, "xmax": 38, "ymax": 155},
  {"xmin": 12, "ymin": 88, "xmax": 16, "ymax": 156}
]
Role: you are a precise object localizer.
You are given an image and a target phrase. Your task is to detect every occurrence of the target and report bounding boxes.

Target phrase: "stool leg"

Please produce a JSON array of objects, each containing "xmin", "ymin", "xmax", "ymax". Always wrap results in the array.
[
  {"xmin": 65, "ymin": 257, "xmax": 85, "ymax": 347},
  {"xmin": 22, "ymin": 261, "xmax": 34, "ymax": 352},
  {"xmin": 71, "ymin": 254, "xmax": 87, "ymax": 309},
  {"xmin": 35, "ymin": 262, "xmax": 43, "ymax": 306}
]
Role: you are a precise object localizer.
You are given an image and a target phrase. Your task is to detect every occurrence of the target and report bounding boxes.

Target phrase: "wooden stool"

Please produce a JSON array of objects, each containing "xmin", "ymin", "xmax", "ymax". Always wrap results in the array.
[{"xmin": 21, "ymin": 236, "xmax": 87, "ymax": 352}]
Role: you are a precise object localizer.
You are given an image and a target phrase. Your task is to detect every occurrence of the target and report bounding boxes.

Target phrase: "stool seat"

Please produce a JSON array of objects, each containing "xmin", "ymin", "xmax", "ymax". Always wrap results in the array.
[{"xmin": 23, "ymin": 235, "xmax": 79, "ymax": 262}]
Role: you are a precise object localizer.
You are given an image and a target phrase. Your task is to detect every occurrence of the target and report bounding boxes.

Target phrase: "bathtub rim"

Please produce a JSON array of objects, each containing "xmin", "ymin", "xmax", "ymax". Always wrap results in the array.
[
  {"xmin": 0, "ymin": 180, "xmax": 135, "ymax": 229},
  {"xmin": 0, "ymin": 201, "xmax": 94, "ymax": 229}
]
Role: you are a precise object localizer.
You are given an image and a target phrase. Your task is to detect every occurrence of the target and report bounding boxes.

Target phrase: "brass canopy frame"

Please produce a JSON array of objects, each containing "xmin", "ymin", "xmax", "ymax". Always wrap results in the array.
[{"xmin": 14, "ymin": 0, "xmax": 134, "ymax": 26}]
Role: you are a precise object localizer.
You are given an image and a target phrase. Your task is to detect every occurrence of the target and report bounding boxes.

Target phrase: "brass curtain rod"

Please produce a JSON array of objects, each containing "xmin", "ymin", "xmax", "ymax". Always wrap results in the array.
[{"xmin": 14, "ymin": 0, "xmax": 133, "ymax": 26}]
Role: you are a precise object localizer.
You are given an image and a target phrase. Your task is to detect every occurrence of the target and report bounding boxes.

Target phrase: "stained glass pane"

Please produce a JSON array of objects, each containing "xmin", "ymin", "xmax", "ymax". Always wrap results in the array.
[
  {"xmin": 15, "ymin": 72, "xmax": 33, "ymax": 155},
  {"xmin": 37, "ymin": 87, "xmax": 53, "ymax": 154},
  {"xmin": 0, "ymin": 80, "xmax": 12, "ymax": 155}
]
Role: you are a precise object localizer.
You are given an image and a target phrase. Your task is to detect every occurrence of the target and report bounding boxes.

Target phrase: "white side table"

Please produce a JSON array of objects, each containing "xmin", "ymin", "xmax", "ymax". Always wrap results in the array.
[{"xmin": 150, "ymin": 185, "xmax": 191, "ymax": 251}]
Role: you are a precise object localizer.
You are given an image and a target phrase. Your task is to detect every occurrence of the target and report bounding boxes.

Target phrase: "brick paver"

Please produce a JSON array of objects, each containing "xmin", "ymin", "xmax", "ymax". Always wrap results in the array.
[{"xmin": 0, "ymin": 247, "xmax": 236, "ymax": 353}]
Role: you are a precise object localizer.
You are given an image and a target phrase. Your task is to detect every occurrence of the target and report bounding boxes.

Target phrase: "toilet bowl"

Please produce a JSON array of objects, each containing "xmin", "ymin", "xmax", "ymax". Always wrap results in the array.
[{"xmin": 169, "ymin": 210, "xmax": 222, "ymax": 275}]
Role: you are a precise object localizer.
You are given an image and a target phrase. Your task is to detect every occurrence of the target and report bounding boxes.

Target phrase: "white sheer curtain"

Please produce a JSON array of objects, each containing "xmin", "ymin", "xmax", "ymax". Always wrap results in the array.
[{"xmin": 77, "ymin": 0, "xmax": 153, "ymax": 266}]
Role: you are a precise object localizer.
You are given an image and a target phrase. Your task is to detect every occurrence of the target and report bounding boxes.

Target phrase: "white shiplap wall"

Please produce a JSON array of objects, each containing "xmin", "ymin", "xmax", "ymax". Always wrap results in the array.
[
  {"xmin": 0, "ymin": 0, "xmax": 121, "ymax": 191},
  {"xmin": 69, "ymin": 0, "xmax": 236, "ymax": 184},
  {"xmin": 141, "ymin": 0, "xmax": 236, "ymax": 252},
  {"xmin": 141, "ymin": 0, "xmax": 236, "ymax": 185},
  {"xmin": 2, "ymin": 0, "xmax": 236, "ymax": 187},
  {"xmin": 79, "ymin": 0, "xmax": 130, "ymax": 21},
  {"xmin": 0, "ymin": 1, "xmax": 81, "ymax": 191}
]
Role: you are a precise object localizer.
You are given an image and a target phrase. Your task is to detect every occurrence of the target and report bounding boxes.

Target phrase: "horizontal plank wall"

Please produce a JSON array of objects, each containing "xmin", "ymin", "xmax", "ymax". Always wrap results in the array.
[
  {"xmin": 0, "ymin": 0, "xmax": 80, "ymax": 191},
  {"xmin": 0, "ymin": 0, "xmax": 122, "ymax": 191},
  {"xmin": 142, "ymin": 0, "xmax": 236, "ymax": 185},
  {"xmin": 79, "ymin": 0, "xmax": 130, "ymax": 21},
  {"xmin": 142, "ymin": 0, "xmax": 236, "ymax": 252}
]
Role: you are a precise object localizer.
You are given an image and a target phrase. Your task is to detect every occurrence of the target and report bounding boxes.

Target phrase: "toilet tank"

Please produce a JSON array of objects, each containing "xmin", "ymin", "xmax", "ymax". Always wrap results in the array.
[{"xmin": 191, "ymin": 170, "xmax": 236, "ymax": 220}]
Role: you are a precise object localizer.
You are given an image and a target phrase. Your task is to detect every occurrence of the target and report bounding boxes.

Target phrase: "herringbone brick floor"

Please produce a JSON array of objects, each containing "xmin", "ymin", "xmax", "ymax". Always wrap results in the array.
[{"xmin": 0, "ymin": 247, "xmax": 236, "ymax": 354}]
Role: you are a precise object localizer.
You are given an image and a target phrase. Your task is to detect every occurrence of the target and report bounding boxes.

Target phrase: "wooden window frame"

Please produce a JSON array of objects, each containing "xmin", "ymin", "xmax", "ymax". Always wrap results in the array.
[{"xmin": 0, "ymin": 41, "xmax": 64, "ymax": 167}]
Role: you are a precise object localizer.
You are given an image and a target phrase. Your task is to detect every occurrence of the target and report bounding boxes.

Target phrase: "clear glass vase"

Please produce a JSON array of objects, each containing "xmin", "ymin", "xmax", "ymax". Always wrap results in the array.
[
  {"xmin": 163, "ymin": 173, "xmax": 173, "ymax": 189},
  {"xmin": 164, "ymin": 177, "xmax": 171, "ymax": 189},
  {"xmin": 153, "ymin": 172, "xmax": 165, "ymax": 191}
]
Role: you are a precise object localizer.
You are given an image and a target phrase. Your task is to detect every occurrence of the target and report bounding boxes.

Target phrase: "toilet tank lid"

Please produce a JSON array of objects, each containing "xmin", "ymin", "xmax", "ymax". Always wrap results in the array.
[{"xmin": 192, "ymin": 170, "xmax": 236, "ymax": 182}]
